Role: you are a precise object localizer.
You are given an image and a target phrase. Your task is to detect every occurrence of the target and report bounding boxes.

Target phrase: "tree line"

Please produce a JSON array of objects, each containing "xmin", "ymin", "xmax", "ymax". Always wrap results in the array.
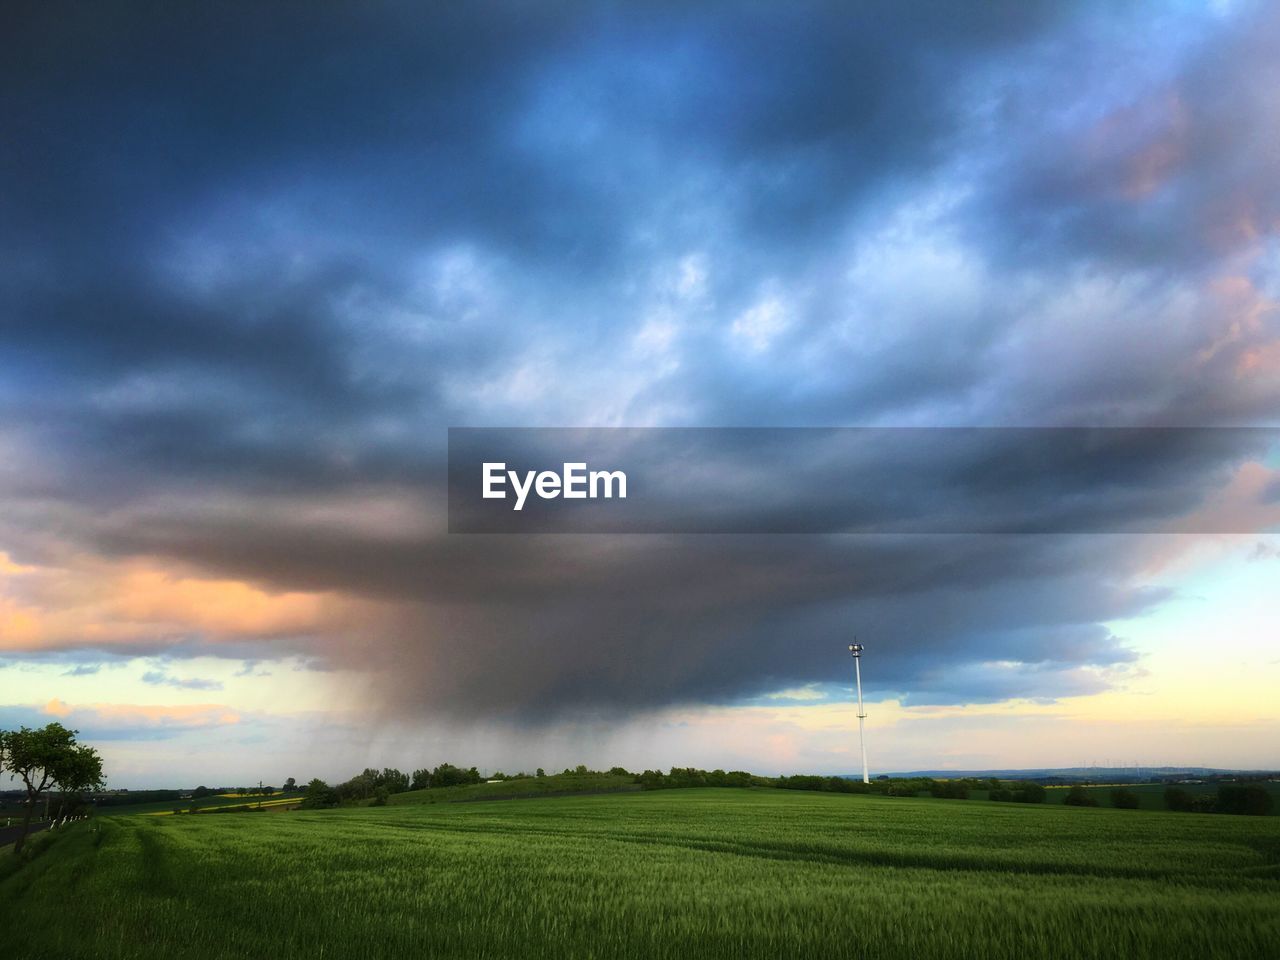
[
  {"xmin": 290, "ymin": 765, "xmax": 1062, "ymax": 806},
  {"xmin": 300, "ymin": 763, "xmax": 489, "ymax": 809},
  {"xmin": 299, "ymin": 763, "xmax": 651, "ymax": 809},
  {"xmin": 1162, "ymin": 783, "xmax": 1273, "ymax": 816}
]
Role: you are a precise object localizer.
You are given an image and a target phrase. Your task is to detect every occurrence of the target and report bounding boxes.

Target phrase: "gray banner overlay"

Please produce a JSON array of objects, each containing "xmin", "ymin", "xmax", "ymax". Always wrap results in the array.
[{"xmin": 448, "ymin": 427, "xmax": 1280, "ymax": 534}]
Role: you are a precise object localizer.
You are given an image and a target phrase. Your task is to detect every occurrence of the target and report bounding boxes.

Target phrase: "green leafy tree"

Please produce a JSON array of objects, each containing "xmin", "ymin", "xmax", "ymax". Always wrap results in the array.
[
  {"xmin": 429, "ymin": 763, "xmax": 481, "ymax": 788},
  {"xmin": 380, "ymin": 768, "xmax": 410, "ymax": 793},
  {"xmin": 336, "ymin": 772, "xmax": 377, "ymax": 801},
  {"xmin": 300, "ymin": 779, "xmax": 339, "ymax": 809},
  {"xmin": 3, "ymin": 723, "xmax": 104, "ymax": 854}
]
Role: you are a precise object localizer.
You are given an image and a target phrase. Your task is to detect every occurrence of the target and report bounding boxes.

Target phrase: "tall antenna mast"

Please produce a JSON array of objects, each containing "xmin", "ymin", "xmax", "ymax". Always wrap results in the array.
[{"xmin": 849, "ymin": 642, "xmax": 869, "ymax": 784}]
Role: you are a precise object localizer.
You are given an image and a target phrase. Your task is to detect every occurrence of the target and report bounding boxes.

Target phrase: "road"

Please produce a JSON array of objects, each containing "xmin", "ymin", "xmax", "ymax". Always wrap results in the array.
[{"xmin": 0, "ymin": 820, "xmax": 51, "ymax": 849}]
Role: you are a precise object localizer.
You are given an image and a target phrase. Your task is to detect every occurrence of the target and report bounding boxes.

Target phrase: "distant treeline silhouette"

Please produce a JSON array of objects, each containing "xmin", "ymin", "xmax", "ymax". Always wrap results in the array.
[
  {"xmin": 243, "ymin": 763, "xmax": 1277, "ymax": 816},
  {"xmin": 1164, "ymin": 783, "xmax": 1273, "ymax": 816}
]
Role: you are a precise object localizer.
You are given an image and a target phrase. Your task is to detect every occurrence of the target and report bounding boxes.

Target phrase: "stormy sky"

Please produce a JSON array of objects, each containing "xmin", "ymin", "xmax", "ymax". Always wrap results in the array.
[{"xmin": 1, "ymin": 1, "xmax": 1278, "ymax": 784}]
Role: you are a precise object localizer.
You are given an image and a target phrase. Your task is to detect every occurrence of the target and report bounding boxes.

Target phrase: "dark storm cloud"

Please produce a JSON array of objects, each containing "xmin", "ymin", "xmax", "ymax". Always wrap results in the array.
[
  {"xmin": 1, "ymin": 2, "xmax": 1277, "ymax": 720},
  {"xmin": 0, "ymin": 1, "xmax": 1093, "ymax": 495},
  {"xmin": 0, "ymin": 2, "xmax": 1063, "ymax": 269},
  {"xmin": 50, "ymin": 511, "xmax": 1163, "ymax": 720}
]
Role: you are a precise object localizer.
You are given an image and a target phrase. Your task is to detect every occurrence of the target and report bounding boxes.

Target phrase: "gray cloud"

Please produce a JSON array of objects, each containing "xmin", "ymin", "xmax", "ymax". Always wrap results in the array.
[
  {"xmin": 140, "ymin": 671, "xmax": 224, "ymax": 692},
  {"xmin": 61, "ymin": 664, "xmax": 102, "ymax": 677}
]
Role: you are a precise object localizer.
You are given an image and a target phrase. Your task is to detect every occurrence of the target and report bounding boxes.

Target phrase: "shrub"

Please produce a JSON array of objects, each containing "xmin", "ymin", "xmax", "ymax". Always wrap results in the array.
[
  {"xmin": 1190, "ymin": 794, "xmax": 1217, "ymax": 814},
  {"xmin": 1216, "ymin": 785, "xmax": 1272, "ymax": 816},
  {"xmin": 1064, "ymin": 785, "xmax": 1099, "ymax": 807},
  {"xmin": 1110, "ymin": 788, "xmax": 1140, "ymax": 810},
  {"xmin": 1164, "ymin": 787, "xmax": 1194, "ymax": 812},
  {"xmin": 776, "ymin": 775, "xmax": 826, "ymax": 792},
  {"xmin": 986, "ymin": 783, "xmax": 1044, "ymax": 804},
  {"xmin": 1011, "ymin": 783, "xmax": 1046, "ymax": 804},
  {"xmin": 928, "ymin": 781, "xmax": 970, "ymax": 800}
]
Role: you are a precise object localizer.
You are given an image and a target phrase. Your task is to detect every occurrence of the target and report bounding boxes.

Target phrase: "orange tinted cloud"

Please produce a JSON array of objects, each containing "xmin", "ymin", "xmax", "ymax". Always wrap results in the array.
[
  {"xmin": 1079, "ymin": 91, "xmax": 1189, "ymax": 201},
  {"xmin": 0, "ymin": 551, "xmax": 36, "ymax": 575},
  {"xmin": 1195, "ymin": 274, "xmax": 1279, "ymax": 380},
  {"xmin": 0, "ymin": 553, "xmax": 339, "ymax": 651},
  {"xmin": 42, "ymin": 697, "xmax": 241, "ymax": 729},
  {"xmin": 106, "ymin": 569, "xmax": 323, "ymax": 636}
]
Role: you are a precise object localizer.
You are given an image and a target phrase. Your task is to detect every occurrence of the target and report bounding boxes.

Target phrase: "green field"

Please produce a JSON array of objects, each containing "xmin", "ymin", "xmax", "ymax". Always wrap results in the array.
[
  {"xmin": 390, "ymin": 771, "xmax": 639, "ymax": 804},
  {"xmin": 2, "ymin": 789, "xmax": 1278, "ymax": 959},
  {"xmin": 97, "ymin": 791, "xmax": 294, "ymax": 816}
]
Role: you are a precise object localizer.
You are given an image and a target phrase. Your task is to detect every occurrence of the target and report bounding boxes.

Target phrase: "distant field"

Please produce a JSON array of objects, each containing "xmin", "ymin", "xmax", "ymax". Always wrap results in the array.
[
  {"xmin": 1042, "ymin": 780, "xmax": 1280, "ymax": 811},
  {"xmin": 2, "ymin": 788, "xmax": 1277, "ymax": 959},
  {"xmin": 100, "ymin": 791, "xmax": 293, "ymax": 816},
  {"xmin": 390, "ymin": 772, "xmax": 639, "ymax": 804}
]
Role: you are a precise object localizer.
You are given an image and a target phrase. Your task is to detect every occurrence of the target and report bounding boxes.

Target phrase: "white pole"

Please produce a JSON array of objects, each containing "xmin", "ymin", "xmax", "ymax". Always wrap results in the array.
[{"xmin": 851, "ymin": 643, "xmax": 869, "ymax": 784}]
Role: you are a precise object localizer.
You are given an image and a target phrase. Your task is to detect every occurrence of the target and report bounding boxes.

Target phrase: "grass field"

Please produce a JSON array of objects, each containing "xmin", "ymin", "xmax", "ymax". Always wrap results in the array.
[
  {"xmin": 390, "ymin": 771, "xmax": 640, "ymax": 804},
  {"xmin": 2, "ymin": 789, "xmax": 1277, "ymax": 959}
]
